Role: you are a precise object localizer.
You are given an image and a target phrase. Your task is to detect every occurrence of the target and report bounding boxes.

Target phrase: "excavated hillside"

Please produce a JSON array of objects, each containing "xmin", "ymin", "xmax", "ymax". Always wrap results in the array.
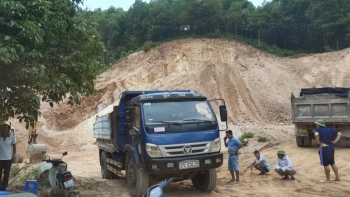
[
  {"xmin": 42, "ymin": 38, "xmax": 350, "ymax": 131},
  {"xmin": 10, "ymin": 38, "xmax": 350, "ymax": 197}
]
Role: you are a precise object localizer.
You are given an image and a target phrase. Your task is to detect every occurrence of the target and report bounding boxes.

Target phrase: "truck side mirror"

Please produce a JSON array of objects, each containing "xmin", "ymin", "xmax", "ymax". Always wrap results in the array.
[{"xmin": 219, "ymin": 105, "xmax": 227, "ymax": 122}]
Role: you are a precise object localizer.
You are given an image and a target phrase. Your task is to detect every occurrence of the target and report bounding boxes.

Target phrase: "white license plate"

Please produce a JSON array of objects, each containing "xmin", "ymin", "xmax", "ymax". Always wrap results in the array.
[
  {"xmin": 64, "ymin": 179, "xmax": 74, "ymax": 188},
  {"xmin": 179, "ymin": 160, "xmax": 199, "ymax": 170}
]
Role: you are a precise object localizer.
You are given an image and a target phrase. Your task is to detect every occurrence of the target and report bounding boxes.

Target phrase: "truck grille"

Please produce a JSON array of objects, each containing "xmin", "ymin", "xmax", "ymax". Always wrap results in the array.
[{"xmin": 159, "ymin": 141, "xmax": 211, "ymax": 157}]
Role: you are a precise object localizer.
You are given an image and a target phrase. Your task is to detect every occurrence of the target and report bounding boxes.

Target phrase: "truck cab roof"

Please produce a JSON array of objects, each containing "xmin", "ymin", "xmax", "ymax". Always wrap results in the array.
[{"xmin": 119, "ymin": 90, "xmax": 207, "ymax": 106}]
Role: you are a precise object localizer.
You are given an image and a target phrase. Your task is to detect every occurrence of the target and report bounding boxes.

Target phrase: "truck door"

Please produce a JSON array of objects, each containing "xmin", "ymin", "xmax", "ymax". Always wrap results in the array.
[{"xmin": 126, "ymin": 105, "xmax": 142, "ymax": 147}]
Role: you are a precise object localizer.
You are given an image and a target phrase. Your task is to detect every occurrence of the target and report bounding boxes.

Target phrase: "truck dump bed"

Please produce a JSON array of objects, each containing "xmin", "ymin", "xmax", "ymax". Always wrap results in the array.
[
  {"xmin": 292, "ymin": 88, "xmax": 350, "ymax": 123},
  {"xmin": 291, "ymin": 88, "xmax": 350, "ymax": 147}
]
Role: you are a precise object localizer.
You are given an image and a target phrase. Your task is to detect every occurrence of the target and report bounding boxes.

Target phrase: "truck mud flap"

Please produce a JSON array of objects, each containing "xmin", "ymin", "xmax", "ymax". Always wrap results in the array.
[{"xmin": 124, "ymin": 144, "xmax": 140, "ymax": 166}]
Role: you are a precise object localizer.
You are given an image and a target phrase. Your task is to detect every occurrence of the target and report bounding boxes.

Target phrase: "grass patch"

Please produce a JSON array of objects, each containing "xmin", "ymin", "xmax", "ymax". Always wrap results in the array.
[
  {"xmin": 241, "ymin": 132, "xmax": 254, "ymax": 139},
  {"xmin": 19, "ymin": 167, "xmax": 38, "ymax": 184},
  {"xmin": 10, "ymin": 165, "xmax": 37, "ymax": 184},
  {"xmin": 10, "ymin": 166, "xmax": 23, "ymax": 177},
  {"xmin": 239, "ymin": 132, "xmax": 254, "ymax": 146},
  {"xmin": 257, "ymin": 136, "xmax": 267, "ymax": 142}
]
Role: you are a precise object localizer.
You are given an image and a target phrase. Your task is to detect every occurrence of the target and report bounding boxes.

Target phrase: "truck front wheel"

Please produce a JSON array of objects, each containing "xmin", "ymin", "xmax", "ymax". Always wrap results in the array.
[
  {"xmin": 191, "ymin": 169, "xmax": 217, "ymax": 192},
  {"xmin": 126, "ymin": 157, "xmax": 149, "ymax": 197}
]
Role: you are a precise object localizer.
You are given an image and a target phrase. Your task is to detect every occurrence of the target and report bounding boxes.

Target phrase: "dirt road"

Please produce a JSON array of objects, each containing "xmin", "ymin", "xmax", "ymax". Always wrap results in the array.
[{"xmin": 54, "ymin": 139, "xmax": 350, "ymax": 197}]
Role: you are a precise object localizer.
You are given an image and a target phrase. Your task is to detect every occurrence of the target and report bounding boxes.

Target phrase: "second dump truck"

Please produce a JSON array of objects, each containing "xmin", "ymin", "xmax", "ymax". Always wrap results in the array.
[{"xmin": 291, "ymin": 87, "xmax": 350, "ymax": 147}]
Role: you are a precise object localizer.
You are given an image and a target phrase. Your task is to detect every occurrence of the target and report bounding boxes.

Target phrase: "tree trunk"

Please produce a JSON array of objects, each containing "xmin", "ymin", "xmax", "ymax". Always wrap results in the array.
[
  {"xmin": 337, "ymin": 35, "xmax": 339, "ymax": 50},
  {"xmin": 226, "ymin": 22, "xmax": 229, "ymax": 34},
  {"xmin": 235, "ymin": 22, "xmax": 237, "ymax": 35}
]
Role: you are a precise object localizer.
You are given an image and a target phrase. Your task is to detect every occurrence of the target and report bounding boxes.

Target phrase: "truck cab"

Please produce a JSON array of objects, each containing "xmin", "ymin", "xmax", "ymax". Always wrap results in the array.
[{"xmin": 94, "ymin": 90, "xmax": 227, "ymax": 197}]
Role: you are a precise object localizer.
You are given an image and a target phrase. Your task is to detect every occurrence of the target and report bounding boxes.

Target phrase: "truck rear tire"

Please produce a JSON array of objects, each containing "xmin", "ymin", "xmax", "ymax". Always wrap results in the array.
[
  {"xmin": 303, "ymin": 137, "xmax": 312, "ymax": 147},
  {"xmin": 336, "ymin": 137, "xmax": 348, "ymax": 148},
  {"xmin": 127, "ymin": 157, "xmax": 149, "ymax": 197},
  {"xmin": 101, "ymin": 151, "xmax": 113, "ymax": 179},
  {"xmin": 296, "ymin": 136, "xmax": 304, "ymax": 147},
  {"xmin": 191, "ymin": 169, "xmax": 217, "ymax": 192}
]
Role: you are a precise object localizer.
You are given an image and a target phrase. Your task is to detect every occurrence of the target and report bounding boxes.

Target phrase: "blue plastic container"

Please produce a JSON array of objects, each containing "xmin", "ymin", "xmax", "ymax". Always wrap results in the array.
[
  {"xmin": 0, "ymin": 191, "xmax": 11, "ymax": 195},
  {"xmin": 23, "ymin": 180, "xmax": 38, "ymax": 194}
]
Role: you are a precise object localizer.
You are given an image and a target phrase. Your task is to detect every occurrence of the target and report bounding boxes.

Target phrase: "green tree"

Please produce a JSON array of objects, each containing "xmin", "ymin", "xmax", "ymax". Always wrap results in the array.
[
  {"xmin": 147, "ymin": 0, "xmax": 170, "ymax": 41},
  {"xmin": 306, "ymin": 0, "xmax": 350, "ymax": 51},
  {"xmin": 0, "ymin": 0, "xmax": 104, "ymax": 125}
]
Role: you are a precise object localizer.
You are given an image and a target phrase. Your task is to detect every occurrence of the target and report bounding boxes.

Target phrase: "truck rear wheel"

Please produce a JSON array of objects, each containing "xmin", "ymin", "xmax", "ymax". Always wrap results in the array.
[
  {"xmin": 191, "ymin": 169, "xmax": 217, "ymax": 192},
  {"xmin": 101, "ymin": 151, "xmax": 113, "ymax": 179},
  {"xmin": 336, "ymin": 137, "xmax": 348, "ymax": 148},
  {"xmin": 303, "ymin": 137, "xmax": 312, "ymax": 147},
  {"xmin": 296, "ymin": 136, "xmax": 304, "ymax": 147},
  {"xmin": 127, "ymin": 157, "xmax": 149, "ymax": 197}
]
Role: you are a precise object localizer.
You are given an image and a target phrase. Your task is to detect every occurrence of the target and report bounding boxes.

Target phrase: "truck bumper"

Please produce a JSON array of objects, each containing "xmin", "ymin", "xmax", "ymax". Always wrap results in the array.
[{"xmin": 144, "ymin": 152, "xmax": 223, "ymax": 174}]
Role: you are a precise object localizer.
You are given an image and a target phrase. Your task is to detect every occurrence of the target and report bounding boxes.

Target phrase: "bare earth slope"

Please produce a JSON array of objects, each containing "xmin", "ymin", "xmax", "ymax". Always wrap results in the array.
[{"xmin": 10, "ymin": 38, "xmax": 350, "ymax": 196}]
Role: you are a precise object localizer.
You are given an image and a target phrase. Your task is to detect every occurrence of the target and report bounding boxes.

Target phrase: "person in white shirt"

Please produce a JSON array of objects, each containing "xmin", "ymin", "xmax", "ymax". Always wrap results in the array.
[
  {"xmin": 243, "ymin": 150, "xmax": 270, "ymax": 175},
  {"xmin": 0, "ymin": 122, "xmax": 16, "ymax": 191},
  {"xmin": 275, "ymin": 150, "xmax": 296, "ymax": 180}
]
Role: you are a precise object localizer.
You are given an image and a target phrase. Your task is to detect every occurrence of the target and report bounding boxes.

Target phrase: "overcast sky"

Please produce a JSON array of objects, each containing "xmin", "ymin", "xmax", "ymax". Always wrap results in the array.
[{"xmin": 81, "ymin": 0, "xmax": 266, "ymax": 11}]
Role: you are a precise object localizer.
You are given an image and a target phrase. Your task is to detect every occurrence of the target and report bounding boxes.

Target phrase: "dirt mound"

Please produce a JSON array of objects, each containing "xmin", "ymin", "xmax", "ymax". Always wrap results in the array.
[
  {"xmin": 43, "ymin": 38, "xmax": 350, "ymax": 130},
  {"xmin": 8, "ymin": 38, "xmax": 350, "ymax": 196}
]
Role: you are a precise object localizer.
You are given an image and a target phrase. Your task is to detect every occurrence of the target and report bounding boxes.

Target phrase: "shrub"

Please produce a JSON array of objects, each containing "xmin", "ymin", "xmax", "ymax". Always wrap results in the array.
[
  {"xmin": 241, "ymin": 132, "xmax": 254, "ymax": 139},
  {"xmin": 257, "ymin": 136, "xmax": 267, "ymax": 142},
  {"xmin": 239, "ymin": 136, "xmax": 248, "ymax": 146},
  {"xmin": 239, "ymin": 132, "xmax": 254, "ymax": 146}
]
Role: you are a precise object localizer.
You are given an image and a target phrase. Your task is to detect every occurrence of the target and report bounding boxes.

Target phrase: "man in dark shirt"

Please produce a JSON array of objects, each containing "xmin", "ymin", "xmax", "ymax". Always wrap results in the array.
[{"xmin": 314, "ymin": 119, "xmax": 341, "ymax": 183}]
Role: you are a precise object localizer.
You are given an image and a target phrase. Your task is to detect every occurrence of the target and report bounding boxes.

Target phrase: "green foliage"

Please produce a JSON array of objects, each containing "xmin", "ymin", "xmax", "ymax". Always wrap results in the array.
[
  {"xmin": 10, "ymin": 165, "xmax": 23, "ymax": 177},
  {"xmin": 323, "ymin": 46, "xmax": 334, "ymax": 52},
  {"xmin": 18, "ymin": 167, "xmax": 37, "ymax": 184},
  {"xmin": 86, "ymin": 0, "xmax": 350, "ymax": 65},
  {"xmin": 142, "ymin": 41, "xmax": 157, "ymax": 52},
  {"xmin": 257, "ymin": 136, "xmax": 267, "ymax": 142},
  {"xmin": 10, "ymin": 165, "xmax": 37, "ymax": 184},
  {"xmin": 239, "ymin": 137, "xmax": 248, "ymax": 146},
  {"xmin": 241, "ymin": 132, "xmax": 254, "ymax": 139},
  {"xmin": 239, "ymin": 132, "xmax": 254, "ymax": 146},
  {"xmin": 0, "ymin": 0, "xmax": 104, "ymax": 125}
]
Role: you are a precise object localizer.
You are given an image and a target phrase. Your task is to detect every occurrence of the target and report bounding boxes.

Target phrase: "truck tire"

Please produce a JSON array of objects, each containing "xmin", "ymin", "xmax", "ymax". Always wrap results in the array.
[
  {"xmin": 336, "ymin": 137, "xmax": 348, "ymax": 148},
  {"xmin": 303, "ymin": 137, "xmax": 312, "ymax": 147},
  {"xmin": 101, "ymin": 151, "xmax": 113, "ymax": 179},
  {"xmin": 296, "ymin": 136, "xmax": 304, "ymax": 147},
  {"xmin": 127, "ymin": 157, "xmax": 149, "ymax": 197},
  {"xmin": 191, "ymin": 169, "xmax": 217, "ymax": 192}
]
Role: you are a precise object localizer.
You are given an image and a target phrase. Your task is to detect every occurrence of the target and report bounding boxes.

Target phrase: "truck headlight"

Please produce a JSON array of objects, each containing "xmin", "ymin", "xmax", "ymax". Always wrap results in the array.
[
  {"xmin": 146, "ymin": 143, "xmax": 163, "ymax": 158},
  {"xmin": 211, "ymin": 137, "xmax": 221, "ymax": 152}
]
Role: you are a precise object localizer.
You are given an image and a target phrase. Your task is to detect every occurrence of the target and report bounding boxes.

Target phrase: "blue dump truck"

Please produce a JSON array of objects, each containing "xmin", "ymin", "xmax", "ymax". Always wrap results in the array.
[{"xmin": 93, "ymin": 90, "xmax": 227, "ymax": 197}]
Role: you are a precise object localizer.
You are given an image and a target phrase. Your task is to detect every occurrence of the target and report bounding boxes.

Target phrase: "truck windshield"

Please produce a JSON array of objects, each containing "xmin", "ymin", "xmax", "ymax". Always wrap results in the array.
[{"xmin": 142, "ymin": 100, "xmax": 216, "ymax": 126}]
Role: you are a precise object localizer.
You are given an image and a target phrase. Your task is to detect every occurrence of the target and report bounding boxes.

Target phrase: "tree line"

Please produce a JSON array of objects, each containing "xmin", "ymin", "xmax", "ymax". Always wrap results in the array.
[
  {"xmin": 1, "ymin": 0, "xmax": 349, "ymax": 124},
  {"xmin": 81, "ymin": 0, "xmax": 350, "ymax": 65}
]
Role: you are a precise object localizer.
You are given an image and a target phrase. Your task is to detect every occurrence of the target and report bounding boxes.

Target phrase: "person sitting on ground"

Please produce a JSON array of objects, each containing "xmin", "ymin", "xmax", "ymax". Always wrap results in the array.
[
  {"xmin": 275, "ymin": 150, "xmax": 296, "ymax": 180},
  {"xmin": 243, "ymin": 150, "xmax": 270, "ymax": 175}
]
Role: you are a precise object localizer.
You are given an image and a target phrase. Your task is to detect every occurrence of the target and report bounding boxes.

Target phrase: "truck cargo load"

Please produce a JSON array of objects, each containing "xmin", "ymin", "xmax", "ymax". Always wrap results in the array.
[{"xmin": 93, "ymin": 114, "xmax": 111, "ymax": 139}]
